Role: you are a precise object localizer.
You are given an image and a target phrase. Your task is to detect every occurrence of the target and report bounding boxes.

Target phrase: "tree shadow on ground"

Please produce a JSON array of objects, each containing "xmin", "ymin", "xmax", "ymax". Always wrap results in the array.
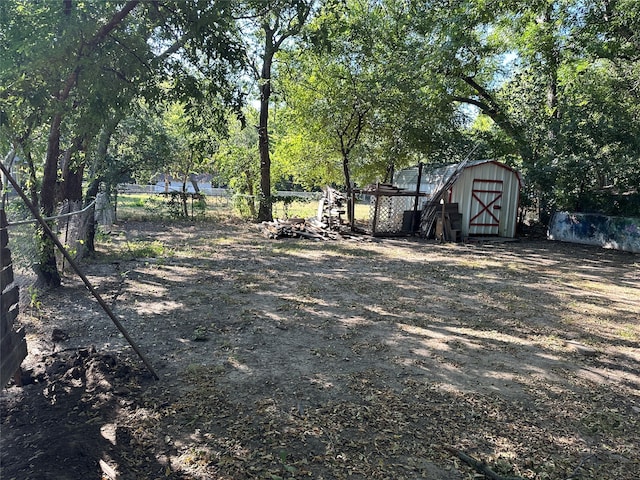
[
  {"xmin": 8, "ymin": 221, "xmax": 637, "ymax": 479},
  {"xmin": 0, "ymin": 349, "xmax": 173, "ymax": 480}
]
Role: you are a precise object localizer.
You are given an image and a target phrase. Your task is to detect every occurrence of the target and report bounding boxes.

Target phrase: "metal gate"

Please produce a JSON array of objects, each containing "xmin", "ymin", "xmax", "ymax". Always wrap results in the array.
[{"xmin": 469, "ymin": 179, "xmax": 503, "ymax": 235}]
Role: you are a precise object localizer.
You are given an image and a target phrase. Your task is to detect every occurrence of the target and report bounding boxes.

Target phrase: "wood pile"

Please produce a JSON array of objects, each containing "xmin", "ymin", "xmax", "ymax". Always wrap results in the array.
[
  {"xmin": 261, "ymin": 217, "xmax": 368, "ymax": 241},
  {"xmin": 262, "ymin": 186, "xmax": 371, "ymax": 241},
  {"xmin": 366, "ymin": 183, "xmax": 408, "ymax": 196},
  {"xmin": 421, "ymin": 201, "xmax": 462, "ymax": 241},
  {"xmin": 317, "ymin": 186, "xmax": 347, "ymax": 229},
  {"xmin": 261, "ymin": 218, "xmax": 339, "ymax": 240}
]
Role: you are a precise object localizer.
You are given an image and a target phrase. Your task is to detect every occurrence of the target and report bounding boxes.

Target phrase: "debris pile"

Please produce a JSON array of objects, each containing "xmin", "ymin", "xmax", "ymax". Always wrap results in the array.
[
  {"xmin": 261, "ymin": 217, "xmax": 342, "ymax": 240},
  {"xmin": 317, "ymin": 186, "xmax": 347, "ymax": 229},
  {"xmin": 262, "ymin": 186, "xmax": 363, "ymax": 240}
]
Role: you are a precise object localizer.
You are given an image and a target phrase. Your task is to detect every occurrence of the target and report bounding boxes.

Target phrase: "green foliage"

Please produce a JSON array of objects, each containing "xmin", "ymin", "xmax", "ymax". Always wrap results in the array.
[
  {"xmin": 271, "ymin": 109, "xmax": 343, "ymax": 188},
  {"xmin": 277, "ymin": 0, "xmax": 474, "ymax": 190},
  {"xmin": 192, "ymin": 325, "xmax": 209, "ymax": 342},
  {"xmin": 125, "ymin": 240, "xmax": 166, "ymax": 259},
  {"xmin": 1, "ymin": 0, "xmax": 246, "ymax": 282},
  {"xmin": 137, "ymin": 193, "xmax": 208, "ymax": 220},
  {"xmin": 2, "ymin": 0, "xmax": 638, "ymax": 231},
  {"xmin": 112, "ymin": 87, "xmax": 229, "ymax": 188},
  {"xmin": 111, "ymin": 102, "xmax": 173, "ymax": 184},
  {"xmin": 402, "ymin": 0, "xmax": 640, "ymax": 218},
  {"xmin": 26, "ymin": 285, "xmax": 42, "ymax": 318},
  {"xmin": 213, "ymin": 110, "xmax": 260, "ymax": 217}
]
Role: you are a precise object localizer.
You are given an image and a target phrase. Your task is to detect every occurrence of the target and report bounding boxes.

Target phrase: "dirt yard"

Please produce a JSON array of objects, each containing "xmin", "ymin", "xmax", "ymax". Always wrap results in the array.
[{"xmin": 2, "ymin": 218, "xmax": 639, "ymax": 480}]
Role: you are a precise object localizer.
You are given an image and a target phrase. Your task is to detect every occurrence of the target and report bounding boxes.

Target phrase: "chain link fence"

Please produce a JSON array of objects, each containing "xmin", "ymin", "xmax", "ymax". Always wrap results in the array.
[
  {"xmin": 2, "ymin": 186, "xmax": 325, "ymax": 299},
  {"xmin": 3, "ymin": 196, "xmax": 96, "ymax": 304}
]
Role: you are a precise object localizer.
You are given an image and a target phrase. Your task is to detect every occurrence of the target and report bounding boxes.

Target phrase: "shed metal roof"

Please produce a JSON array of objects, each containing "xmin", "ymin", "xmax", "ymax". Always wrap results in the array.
[{"xmin": 394, "ymin": 160, "xmax": 523, "ymax": 196}]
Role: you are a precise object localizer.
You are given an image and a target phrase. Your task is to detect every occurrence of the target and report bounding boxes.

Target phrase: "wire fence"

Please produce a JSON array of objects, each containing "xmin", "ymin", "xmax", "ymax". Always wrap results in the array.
[
  {"xmin": 3, "ymin": 217, "xmax": 38, "ymax": 304},
  {"xmin": 2, "ymin": 186, "xmax": 353, "ymax": 302},
  {"xmin": 114, "ymin": 185, "xmax": 324, "ymax": 221},
  {"xmin": 3, "ymin": 198, "xmax": 96, "ymax": 295}
]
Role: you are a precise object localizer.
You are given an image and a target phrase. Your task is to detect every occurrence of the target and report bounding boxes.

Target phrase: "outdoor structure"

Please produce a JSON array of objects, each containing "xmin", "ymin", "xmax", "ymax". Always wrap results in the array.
[
  {"xmin": 360, "ymin": 160, "xmax": 522, "ymax": 238},
  {"xmin": 548, "ymin": 212, "xmax": 640, "ymax": 253},
  {"xmin": 151, "ymin": 173, "xmax": 213, "ymax": 194},
  {"xmin": 351, "ymin": 183, "xmax": 427, "ymax": 236},
  {"xmin": 418, "ymin": 160, "xmax": 522, "ymax": 239}
]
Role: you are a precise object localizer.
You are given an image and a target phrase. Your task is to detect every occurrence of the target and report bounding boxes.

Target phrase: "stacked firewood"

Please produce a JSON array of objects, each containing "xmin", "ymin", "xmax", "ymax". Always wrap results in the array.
[
  {"xmin": 261, "ymin": 218, "xmax": 373, "ymax": 241},
  {"xmin": 261, "ymin": 218, "xmax": 340, "ymax": 240}
]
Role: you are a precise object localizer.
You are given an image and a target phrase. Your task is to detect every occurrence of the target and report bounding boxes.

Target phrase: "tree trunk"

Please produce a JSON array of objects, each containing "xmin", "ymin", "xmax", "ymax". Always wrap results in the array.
[
  {"xmin": 538, "ymin": 5, "xmax": 561, "ymax": 225},
  {"xmin": 341, "ymin": 152, "xmax": 354, "ymax": 226},
  {"xmin": 64, "ymin": 165, "xmax": 85, "ymax": 203},
  {"xmin": 84, "ymin": 116, "xmax": 119, "ymax": 256},
  {"xmin": 257, "ymin": 48, "xmax": 275, "ymax": 222},
  {"xmin": 336, "ymin": 106, "xmax": 367, "ymax": 225},
  {"xmin": 36, "ymin": 114, "xmax": 63, "ymax": 288},
  {"xmin": 244, "ymin": 171, "xmax": 257, "ymax": 218},
  {"xmin": 189, "ymin": 173, "xmax": 200, "ymax": 193},
  {"xmin": 84, "ymin": 178, "xmax": 100, "ymax": 255},
  {"xmin": 341, "ymin": 152, "xmax": 352, "ymax": 197},
  {"xmin": 42, "ymin": 114, "xmax": 62, "ymax": 218},
  {"xmin": 253, "ymin": 1, "xmax": 312, "ymax": 221},
  {"xmin": 59, "ymin": 137, "xmax": 86, "ymax": 203},
  {"xmin": 34, "ymin": 2, "xmax": 139, "ymax": 287},
  {"xmin": 25, "ymin": 151, "xmax": 39, "ymax": 209}
]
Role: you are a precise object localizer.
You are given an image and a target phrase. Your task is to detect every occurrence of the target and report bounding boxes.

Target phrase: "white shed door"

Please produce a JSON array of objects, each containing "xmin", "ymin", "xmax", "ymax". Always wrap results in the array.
[{"xmin": 469, "ymin": 179, "xmax": 503, "ymax": 235}]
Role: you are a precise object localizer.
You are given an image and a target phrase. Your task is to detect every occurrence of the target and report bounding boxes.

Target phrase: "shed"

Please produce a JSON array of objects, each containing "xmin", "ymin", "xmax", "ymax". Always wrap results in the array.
[{"xmin": 395, "ymin": 160, "xmax": 523, "ymax": 239}]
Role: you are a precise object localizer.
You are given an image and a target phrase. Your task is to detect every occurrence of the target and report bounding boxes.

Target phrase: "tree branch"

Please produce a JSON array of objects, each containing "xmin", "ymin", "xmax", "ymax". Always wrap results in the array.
[
  {"xmin": 445, "ymin": 447, "xmax": 524, "ymax": 480},
  {"xmin": 85, "ymin": 1, "xmax": 140, "ymax": 51},
  {"xmin": 58, "ymin": 1, "xmax": 141, "ymax": 102},
  {"xmin": 451, "ymin": 92, "xmax": 522, "ymax": 142},
  {"xmin": 157, "ymin": 35, "xmax": 189, "ymax": 61},
  {"xmin": 460, "ymin": 75, "xmax": 500, "ymax": 110},
  {"xmin": 450, "ymin": 95, "xmax": 493, "ymax": 114}
]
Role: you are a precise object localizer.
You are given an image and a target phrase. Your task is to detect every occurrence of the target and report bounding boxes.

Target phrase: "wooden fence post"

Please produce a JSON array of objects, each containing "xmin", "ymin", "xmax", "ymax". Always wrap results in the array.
[{"xmin": 1, "ymin": 209, "xmax": 28, "ymax": 387}]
